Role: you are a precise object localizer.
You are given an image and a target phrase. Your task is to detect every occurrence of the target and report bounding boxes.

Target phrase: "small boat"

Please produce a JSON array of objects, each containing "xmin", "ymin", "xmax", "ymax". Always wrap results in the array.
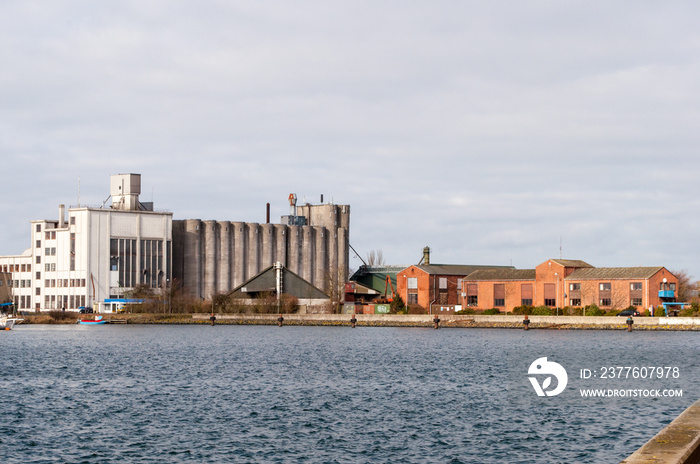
[
  {"xmin": 0, "ymin": 316, "xmax": 24, "ymax": 330},
  {"xmin": 78, "ymin": 315, "xmax": 107, "ymax": 325}
]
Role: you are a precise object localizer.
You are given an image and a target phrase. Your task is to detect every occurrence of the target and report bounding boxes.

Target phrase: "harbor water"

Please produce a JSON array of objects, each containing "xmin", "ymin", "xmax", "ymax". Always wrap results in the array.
[{"xmin": 1, "ymin": 325, "xmax": 697, "ymax": 463}]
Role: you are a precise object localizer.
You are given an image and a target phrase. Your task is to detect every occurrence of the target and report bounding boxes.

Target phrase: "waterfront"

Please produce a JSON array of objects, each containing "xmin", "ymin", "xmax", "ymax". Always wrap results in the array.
[{"xmin": 1, "ymin": 326, "xmax": 697, "ymax": 463}]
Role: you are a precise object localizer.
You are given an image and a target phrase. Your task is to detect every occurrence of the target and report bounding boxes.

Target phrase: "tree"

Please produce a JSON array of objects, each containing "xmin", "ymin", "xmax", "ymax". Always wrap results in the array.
[
  {"xmin": 366, "ymin": 250, "xmax": 386, "ymax": 267},
  {"xmin": 671, "ymin": 269, "xmax": 695, "ymax": 302},
  {"xmin": 391, "ymin": 293, "xmax": 406, "ymax": 314}
]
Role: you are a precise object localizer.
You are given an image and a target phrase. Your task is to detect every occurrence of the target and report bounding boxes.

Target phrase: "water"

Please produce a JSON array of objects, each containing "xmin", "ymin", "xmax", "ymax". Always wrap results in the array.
[{"xmin": 1, "ymin": 325, "xmax": 697, "ymax": 463}]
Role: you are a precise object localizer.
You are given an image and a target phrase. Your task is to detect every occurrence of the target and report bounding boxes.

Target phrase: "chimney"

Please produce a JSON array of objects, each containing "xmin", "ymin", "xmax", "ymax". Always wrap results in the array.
[
  {"xmin": 423, "ymin": 246, "xmax": 430, "ymax": 265},
  {"xmin": 266, "ymin": 203, "xmax": 270, "ymax": 224},
  {"xmin": 59, "ymin": 204, "xmax": 66, "ymax": 228}
]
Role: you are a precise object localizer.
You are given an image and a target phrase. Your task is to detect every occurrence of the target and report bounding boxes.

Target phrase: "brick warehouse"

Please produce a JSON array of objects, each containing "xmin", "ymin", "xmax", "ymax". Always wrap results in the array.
[
  {"xmin": 462, "ymin": 259, "xmax": 679, "ymax": 313},
  {"xmin": 394, "ymin": 248, "xmax": 513, "ymax": 313}
]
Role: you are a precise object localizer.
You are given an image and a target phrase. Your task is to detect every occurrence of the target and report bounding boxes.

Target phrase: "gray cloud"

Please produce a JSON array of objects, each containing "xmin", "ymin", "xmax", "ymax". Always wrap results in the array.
[{"xmin": 2, "ymin": 1, "xmax": 699, "ymax": 279}]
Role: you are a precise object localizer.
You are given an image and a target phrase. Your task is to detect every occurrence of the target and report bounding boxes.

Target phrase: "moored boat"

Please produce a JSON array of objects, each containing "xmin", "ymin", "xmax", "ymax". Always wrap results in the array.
[
  {"xmin": 78, "ymin": 315, "xmax": 107, "ymax": 325},
  {"xmin": 0, "ymin": 316, "xmax": 24, "ymax": 330}
]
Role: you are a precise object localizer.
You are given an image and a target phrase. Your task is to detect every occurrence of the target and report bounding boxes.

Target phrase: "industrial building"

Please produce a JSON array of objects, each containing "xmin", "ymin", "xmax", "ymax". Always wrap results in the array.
[
  {"xmin": 172, "ymin": 194, "xmax": 350, "ymax": 301},
  {"xmin": 0, "ymin": 174, "xmax": 173, "ymax": 311},
  {"xmin": 462, "ymin": 259, "xmax": 679, "ymax": 312},
  {"xmin": 394, "ymin": 247, "xmax": 514, "ymax": 313},
  {"xmin": 0, "ymin": 174, "xmax": 349, "ymax": 312}
]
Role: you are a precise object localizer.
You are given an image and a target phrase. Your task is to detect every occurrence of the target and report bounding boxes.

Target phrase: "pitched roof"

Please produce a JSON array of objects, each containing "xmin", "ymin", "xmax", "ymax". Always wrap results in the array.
[
  {"xmin": 228, "ymin": 265, "xmax": 329, "ymax": 299},
  {"xmin": 550, "ymin": 259, "xmax": 594, "ymax": 268},
  {"xmin": 566, "ymin": 267, "xmax": 665, "ymax": 280},
  {"xmin": 463, "ymin": 269, "xmax": 537, "ymax": 281},
  {"xmin": 411, "ymin": 264, "xmax": 514, "ymax": 276},
  {"xmin": 349, "ymin": 265, "xmax": 404, "ymax": 294}
]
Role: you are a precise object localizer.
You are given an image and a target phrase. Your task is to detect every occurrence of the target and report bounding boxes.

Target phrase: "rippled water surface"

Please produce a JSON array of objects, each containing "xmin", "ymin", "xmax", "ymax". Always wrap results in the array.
[{"xmin": 1, "ymin": 325, "xmax": 698, "ymax": 463}]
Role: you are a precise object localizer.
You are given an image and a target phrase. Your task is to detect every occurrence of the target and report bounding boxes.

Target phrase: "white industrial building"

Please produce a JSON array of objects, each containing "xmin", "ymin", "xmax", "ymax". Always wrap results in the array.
[{"xmin": 0, "ymin": 174, "xmax": 172, "ymax": 312}]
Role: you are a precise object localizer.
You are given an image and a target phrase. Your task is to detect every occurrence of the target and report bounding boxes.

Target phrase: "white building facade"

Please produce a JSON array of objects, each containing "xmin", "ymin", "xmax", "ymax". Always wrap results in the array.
[{"xmin": 0, "ymin": 174, "xmax": 172, "ymax": 312}]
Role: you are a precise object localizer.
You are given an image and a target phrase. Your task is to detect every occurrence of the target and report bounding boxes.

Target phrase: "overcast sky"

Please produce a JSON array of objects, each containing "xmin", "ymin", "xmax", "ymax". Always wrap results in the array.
[{"xmin": 2, "ymin": 1, "xmax": 699, "ymax": 279}]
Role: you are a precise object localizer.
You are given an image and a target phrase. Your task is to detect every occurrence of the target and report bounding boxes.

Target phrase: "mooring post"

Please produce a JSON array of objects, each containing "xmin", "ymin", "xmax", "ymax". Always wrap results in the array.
[
  {"xmin": 523, "ymin": 315, "xmax": 530, "ymax": 330},
  {"xmin": 350, "ymin": 313, "xmax": 357, "ymax": 328},
  {"xmin": 210, "ymin": 313, "xmax": 216, "ymax": 326},
  {"xmin": 626, "ymin": 316, "xmax": 634, "ymax": 332},
  {"xmin": 433, "ymin": 315, "xmax": 440, "ymax": 329},
  {"xmin": 278, "ymin": 314, "xmax": 284, "ymax": 327}
]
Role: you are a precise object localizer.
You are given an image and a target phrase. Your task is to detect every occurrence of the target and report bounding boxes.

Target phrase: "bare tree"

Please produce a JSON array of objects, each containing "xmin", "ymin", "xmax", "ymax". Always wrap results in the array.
[
  {"xmin": 671, "ymin": 269, "xmax": 694, "ymax": 302},
  {"xmin": 366, "ymin": 250, "xmax": 386, "ymax": 267}
]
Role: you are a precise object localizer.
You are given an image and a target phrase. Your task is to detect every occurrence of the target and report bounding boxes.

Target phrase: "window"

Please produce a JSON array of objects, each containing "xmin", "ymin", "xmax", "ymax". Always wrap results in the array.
[
  {"xmin": 494, "ymin": 284, "xmax": 505, "ymax": 307},
  {"xmin": 36, "ymin": 271, "xmax": 40, "ymax": 280},
  {"xmin": 407, "ymin": 278, "xmax": 418, "ymax": 289},
  {"xmin": 45, "ymin": 232, "xmax": 51, "ymax": 240},
  {"xmin": 467, "ymin": 295, "xmax": 478, "ymax": 306},
  {"xmin": 36, "ymin": 288, "xmax": 40, "ymax": 296},
  {"xmin": 36, "ymin": 224, "xmax": 41, "ymax": 232},
  {"xmin": 521, "ymin": 299, "xmax": 533, "ymax": 306},
  {"xmin": 569, "ymin": 283, "xmax": 581, "ymax": 291},
  {"xmin": 600, "ymin": 283, "xmax": 611, "ymax": 291},
  {"xmin": 439, "ymin": 278, "xmax": 447, "ymax": 290},
  {"xmin": 45, "ymin": 264, "xmax": 50, "ymax": 272},
  {"xmin": 570, "ymin": 298, "xmax": 581, "ymax": 306},
  {"xmin": 600, "ymin": 298, "xmax": 611, "ymax": 306},
  {"xmin": 631, "ymin": 283, "xmax": 643, "ymax": 291},
  {"xmin": 70, "ymin": 216, "xmax": 75, "ymax": 225},
  {"xmin": 670, "ymin": 283, "xmax": 676, "ymax": 291},
  {"xmin": 36, "ymin": 256, "xmax": 41, "ymax": 264},
  {"xmin": 36, "ymin": 240, "xmax": 41, "ymax": 248},
  {"xmin": 631, "ymin": 298, "xmax": 642, "ymax": 306},
  {"xmin": 544, "ymin": 298, "xmax": 556, "ymax": 307},
  {"xmin": 408, "ymin": 294, "xmax": 418, "ymax": 304}
]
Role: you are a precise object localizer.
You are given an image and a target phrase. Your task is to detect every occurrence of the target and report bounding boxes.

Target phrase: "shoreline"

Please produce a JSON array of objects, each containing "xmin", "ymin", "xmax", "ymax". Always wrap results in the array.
[{"xmin": 17, "ymin": 313, "xmax": 700, "ymax": 330}]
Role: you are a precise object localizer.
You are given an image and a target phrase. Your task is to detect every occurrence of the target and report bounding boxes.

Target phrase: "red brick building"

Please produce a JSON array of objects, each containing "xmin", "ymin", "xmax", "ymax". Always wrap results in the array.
[
  {"xmin": 462, "ymin": 259, "xmax": 678, "ymax": 312},
  {"xmin": 395, "ymin": 263, "xmax": 513, "ymax": 313}
]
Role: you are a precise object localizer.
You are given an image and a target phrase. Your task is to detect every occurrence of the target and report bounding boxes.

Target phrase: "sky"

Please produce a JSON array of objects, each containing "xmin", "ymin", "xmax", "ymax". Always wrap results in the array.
[{"xmin": 2, "ymin": 1, "xmax": 700, "ymax": 279}]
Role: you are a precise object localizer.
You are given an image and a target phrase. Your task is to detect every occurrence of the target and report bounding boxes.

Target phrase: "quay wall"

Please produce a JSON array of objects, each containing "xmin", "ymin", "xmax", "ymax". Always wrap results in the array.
[
  {"xmin": 188, "ymin": 314, "xmax": 700, "ymax": 329},
  {"xmin": 621, "ymin": 398, "xmax": 700, "ymax": 464}
]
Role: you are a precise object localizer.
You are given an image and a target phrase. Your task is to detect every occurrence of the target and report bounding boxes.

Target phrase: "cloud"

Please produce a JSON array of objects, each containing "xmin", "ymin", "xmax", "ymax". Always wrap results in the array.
[{"xmin": 2, "ymin": 1, "xmax": 700, "ymax": 279}]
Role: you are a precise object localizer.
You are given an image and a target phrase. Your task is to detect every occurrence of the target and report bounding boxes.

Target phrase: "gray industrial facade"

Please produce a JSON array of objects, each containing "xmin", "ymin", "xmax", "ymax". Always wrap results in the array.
[{"xmin": 172, "ymin": 202, "xmax": 350, "ymax": 301}]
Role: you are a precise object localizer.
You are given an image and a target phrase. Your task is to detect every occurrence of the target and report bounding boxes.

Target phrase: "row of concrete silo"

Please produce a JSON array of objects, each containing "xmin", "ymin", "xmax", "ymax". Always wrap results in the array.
[{"xmin": 172, "ymin": 219, "xmax": 348, "ymax": 300}]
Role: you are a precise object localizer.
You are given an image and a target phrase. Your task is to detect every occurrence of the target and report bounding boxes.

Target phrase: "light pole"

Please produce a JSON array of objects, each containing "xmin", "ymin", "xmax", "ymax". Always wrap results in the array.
[{"xmin": 555, "ymin": 273, "xmax": 559, "ymax": 316}]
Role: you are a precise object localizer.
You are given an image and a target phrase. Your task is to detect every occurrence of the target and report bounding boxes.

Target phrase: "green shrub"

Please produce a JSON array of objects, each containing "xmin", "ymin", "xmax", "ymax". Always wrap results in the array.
[
  {"xmin": 483, "ymin": 308, "xmax": 501, "ymax": 315},
  {"xmin": 653, "ymin": 306, "xmax": 665, "ymax": 317},
  {"xmin": 532, "ymin": 306, "xmax": 553, "ymax": 316},
  {"xmin": 456, "ymin": 308, "xmax": 475, "ymax": 315},
  {"xmin": 512, "ymin": 305, "xmax": 533, "ymax": 315},
  {"xmin": 563, "ymin": 306, "xmax": 582, "ymax": 316},
  {"xmin": 680, "ymin": 306, "xmax": 696, "ymax": 317}
]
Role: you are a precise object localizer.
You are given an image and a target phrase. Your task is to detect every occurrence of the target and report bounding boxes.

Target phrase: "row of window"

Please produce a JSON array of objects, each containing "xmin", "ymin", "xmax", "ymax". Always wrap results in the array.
[
  {"xmin": 1, "ymin": 264, "xmax": 32, "ymax": 273},
  {"xmin": 470, "ymin": 295, "xmax": 646, "ymax": 308},
  {"xmin": 45, "ymin": 279, "xmax": 87, "ymax": 288},
  {"xmin": 14, "ymin": 294, "xmax": 86, "ymax": 310}
]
